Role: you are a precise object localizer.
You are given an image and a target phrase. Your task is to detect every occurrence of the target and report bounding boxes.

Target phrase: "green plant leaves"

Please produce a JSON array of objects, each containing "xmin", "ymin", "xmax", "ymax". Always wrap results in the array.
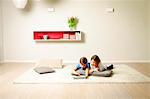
[{"xmin": 68, "ymin": 17, "xmax": 78, "ymax": 30}]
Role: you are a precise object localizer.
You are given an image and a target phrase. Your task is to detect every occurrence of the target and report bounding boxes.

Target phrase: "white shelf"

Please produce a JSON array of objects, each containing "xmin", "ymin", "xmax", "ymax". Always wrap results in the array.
[
  {"xmin": 34, "ymin": 31, "xmax": 81, "ymax": 42},
  {"xmin": 35, "ymin": 39, "xmax": 81, "ymax": 42}
]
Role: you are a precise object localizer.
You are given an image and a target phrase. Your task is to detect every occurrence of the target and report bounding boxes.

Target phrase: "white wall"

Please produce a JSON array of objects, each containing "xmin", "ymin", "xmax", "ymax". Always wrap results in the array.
[
  {"xmin": 148, "ymin": 0, "xmax": 150, "ymax": 60},
  {"xmin": 0, "ymin": 0, "xmax": 3, "ymax": 63},
  {"xmin": 1, "ymin": 0, "xmax": 148, "ymax": 62}
]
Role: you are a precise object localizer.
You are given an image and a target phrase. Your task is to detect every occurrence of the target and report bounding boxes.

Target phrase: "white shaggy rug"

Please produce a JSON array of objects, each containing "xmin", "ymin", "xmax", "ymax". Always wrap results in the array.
[{"xmin": 13, "ymin": 64, "xmax": 150, "ymax": 84}]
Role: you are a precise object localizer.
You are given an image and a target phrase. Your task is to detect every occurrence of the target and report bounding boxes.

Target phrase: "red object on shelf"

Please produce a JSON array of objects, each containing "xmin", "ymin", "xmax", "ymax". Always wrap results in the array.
[
  {"xmin": 48, "ymin": 33, "xmax": 63, "ymax": 39},
  {"xmin": 34, "ymin": 32, "xmax": 63, "ymax": 40}
]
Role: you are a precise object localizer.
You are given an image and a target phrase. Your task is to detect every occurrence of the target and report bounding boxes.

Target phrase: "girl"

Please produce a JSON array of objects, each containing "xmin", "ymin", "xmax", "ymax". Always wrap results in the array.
[{"xmin": 89, "ymin": 55, "xmax": 113, "ymax": 77}]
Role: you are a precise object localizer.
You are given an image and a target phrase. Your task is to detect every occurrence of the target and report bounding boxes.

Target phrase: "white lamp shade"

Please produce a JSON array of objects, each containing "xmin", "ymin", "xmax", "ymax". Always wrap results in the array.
[{"xmin": 13, "ymin": 0, "xmax": 28, "ymax": 9}]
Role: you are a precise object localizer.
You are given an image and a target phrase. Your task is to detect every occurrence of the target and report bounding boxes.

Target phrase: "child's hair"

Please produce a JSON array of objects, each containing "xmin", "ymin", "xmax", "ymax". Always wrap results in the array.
[
  {"xmin": 80, "ymin": 57, "xmax": 88, "ymax": 64},
  {"xmin": 91, "ymin": 55, "xmax": 101, "ymax": 64}
]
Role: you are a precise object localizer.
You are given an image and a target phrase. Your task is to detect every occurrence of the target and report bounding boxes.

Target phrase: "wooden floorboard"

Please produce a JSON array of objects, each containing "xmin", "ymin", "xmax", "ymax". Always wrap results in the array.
[{"xmin": 0, "ymin": 63, "xmax": 149, "ymax": 99}]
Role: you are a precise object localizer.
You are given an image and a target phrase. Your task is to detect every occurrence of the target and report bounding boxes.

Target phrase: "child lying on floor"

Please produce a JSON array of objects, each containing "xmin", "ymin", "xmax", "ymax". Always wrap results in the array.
[
  {"xmin": 71, "ymin": 57, "xmax": 90, "ymax": 79},
  {"xmin": 89, "ymin": 55, "xmax": 113, "ymax": 77}
]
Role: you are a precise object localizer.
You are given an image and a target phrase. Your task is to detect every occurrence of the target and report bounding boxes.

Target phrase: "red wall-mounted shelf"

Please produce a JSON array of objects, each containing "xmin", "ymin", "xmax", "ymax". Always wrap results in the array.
[{"xmin": 33, "ymin": 31, "xmax": 81, "ymax": 41}]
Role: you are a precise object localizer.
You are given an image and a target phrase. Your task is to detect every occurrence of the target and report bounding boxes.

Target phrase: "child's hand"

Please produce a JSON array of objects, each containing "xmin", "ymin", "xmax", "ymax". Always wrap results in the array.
[{"xmin": 76, "ymin": 73, "xmax": 80, "ymax": 76}]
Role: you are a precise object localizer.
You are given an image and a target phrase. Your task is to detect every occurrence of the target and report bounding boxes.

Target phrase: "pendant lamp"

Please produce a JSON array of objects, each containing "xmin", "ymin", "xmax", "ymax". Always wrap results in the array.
[{"xmin": 12, "ymin": 0, "xmax": 28, "ymax": 9}]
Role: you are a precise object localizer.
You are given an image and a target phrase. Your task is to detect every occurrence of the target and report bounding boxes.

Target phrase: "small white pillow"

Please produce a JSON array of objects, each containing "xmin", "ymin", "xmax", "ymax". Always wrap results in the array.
[
  {"xmin": 34, "ymin": 67, "xmax": 55, "ymax": 74},
  {"xmin": 36, "ymin": 59, "xmax": 63, "ymax": 68}
]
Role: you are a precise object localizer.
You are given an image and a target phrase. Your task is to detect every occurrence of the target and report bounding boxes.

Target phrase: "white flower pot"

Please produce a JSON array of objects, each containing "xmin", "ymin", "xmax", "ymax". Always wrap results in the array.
[
  {"xmin": 43, "ymin": 35, "xmax": 48, "ymax": 40},
  {"xmin": 12, "ymin": 0, "xmax": 28, "ymax": 9}
]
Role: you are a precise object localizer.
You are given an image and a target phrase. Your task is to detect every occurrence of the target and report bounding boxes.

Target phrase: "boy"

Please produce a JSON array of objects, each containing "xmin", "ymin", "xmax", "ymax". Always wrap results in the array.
[{"xmin": 72, "ymin": 57, "xmax": 90, "ymax": 78}]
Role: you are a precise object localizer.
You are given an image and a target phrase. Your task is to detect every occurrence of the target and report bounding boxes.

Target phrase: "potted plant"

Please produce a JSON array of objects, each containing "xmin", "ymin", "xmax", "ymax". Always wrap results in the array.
[{"xmin": 68, "ymin": 17, "xmax": 78, "ymax": 30}]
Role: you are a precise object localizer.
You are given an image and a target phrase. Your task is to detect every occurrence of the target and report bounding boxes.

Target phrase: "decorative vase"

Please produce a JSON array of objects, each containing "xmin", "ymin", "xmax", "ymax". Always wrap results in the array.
[
  {"xmin": 43, "ymin": 35, "xmax": 48, "ymax": 40},
  {"xmin": 69, "ymin": 27, "xmax": 75, "ymax": 31},
  {"xmin": 12, "ymin": 0, "xmax": 28, "ymax": 9}
]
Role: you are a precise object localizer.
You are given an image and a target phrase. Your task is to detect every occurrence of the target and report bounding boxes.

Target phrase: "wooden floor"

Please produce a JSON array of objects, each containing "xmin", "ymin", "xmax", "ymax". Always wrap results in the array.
[{"xmin": 0, "ymin": 63, "xmax": 149, "ymax": 99}]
